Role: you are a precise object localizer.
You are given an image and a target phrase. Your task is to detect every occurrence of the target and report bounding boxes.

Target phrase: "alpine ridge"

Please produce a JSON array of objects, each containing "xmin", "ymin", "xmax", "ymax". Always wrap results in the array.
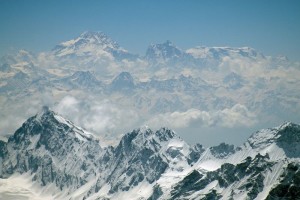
[
  {"xmin": 0, "ymin": 108, "xmax": 300, "ymax": 199},
  {"xmin": 1, "ymin": 31, "xmax": 299, "ymax": 143}
]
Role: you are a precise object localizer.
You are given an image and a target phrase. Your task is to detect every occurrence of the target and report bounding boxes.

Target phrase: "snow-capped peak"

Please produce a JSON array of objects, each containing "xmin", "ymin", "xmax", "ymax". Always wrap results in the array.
[
  {"xmin": 57, "ymin": 31, "xmax": 119, "ymax": 49},
  {"xmin": 34, "ymin": 106, "xmax": 96, "ymax": 141},
  {"xmin": 246, "ymin": 121, "xmax": 298, "ymax": 149},
  {"xmin": 2, "ymin": 110, "xmax": 300, "ymax": 199},
  {"xmin": 35, "ymin": 105, "xmax": 53, "ymax": 120},
  {"xmin": 186, "ymin": 46, "xmax": 265, "ymax": 60},
  {"xmin": 52, "ymin": 31, "xmax": 125, "ymax": 58},
  {"xmin": 145, "ymin": 40, "xmax": 184, "ymax": 61},
  {"xmin": 78, "ymin": 31, "xmax": 119, "ymax": 48}
]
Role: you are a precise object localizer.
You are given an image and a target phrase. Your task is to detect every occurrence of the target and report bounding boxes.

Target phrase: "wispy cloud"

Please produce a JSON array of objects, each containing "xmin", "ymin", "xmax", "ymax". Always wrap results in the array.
[
  {"xmin": 54, "ymin": 96, "xmax": 140, "ymax": 138},
  {"xmin": 145, "ymin": 104, "xmax": 257, "ymax": 129}
]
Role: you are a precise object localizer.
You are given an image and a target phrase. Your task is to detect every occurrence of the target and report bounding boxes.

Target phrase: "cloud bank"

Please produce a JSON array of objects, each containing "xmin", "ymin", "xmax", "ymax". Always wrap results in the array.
[
  {"xmin": 145, "ymin": 104, "xmax": 257, "ymax": 129},
  {"xmin": 54, "ymin": 96, "xmax": 140, "ymax": 139}
]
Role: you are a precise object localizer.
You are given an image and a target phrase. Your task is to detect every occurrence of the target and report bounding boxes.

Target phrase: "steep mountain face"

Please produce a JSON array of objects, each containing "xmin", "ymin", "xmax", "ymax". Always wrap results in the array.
[
  {"xmin": 146, "ymin": 41, "xmax": 181, "ymax": 59},
  {"xmin": 110, "ymin": 71, "xmax": 135, "ymax": 92},
  {"xmin": 172, "ymin": 122, "xmax": 300, "ymax": 199},
  {"xmin": 96, "ymin": 127, "xmax": 194, "ymax": 196},
  {"xmin": 53, "ymin": 31, "xmax": 118, "ymax": 56},
  {"xmin": 0, "ymin": 109, "xmax": 300, "ymax": 199},
  {"xmin": 243, "ymin": 122, "xmax": 300, "ymax": 161},
  {"xmin": 275, "ymin": 123, "xmax": 300, "ymax": 158},
  {"xmin": 266, "ymin": 162, "xmax": 300, "ymax": 199},
  {"xmin": 52, "ymin": 31, "xmax": 137, "ymax": 60},
  {"xmin": 145, "ymin": 41, "xmax": 192, "ymax": 66},
  {"xmin": 1, "ymin": 107, "xmax": 104, "ymax": 192},
  {"xmin": 0, "ymin": 109, "xmax": 199, "ymax": 199},
  {"xmin": 209, "ymin": 142, "xmax": 236, "ymax": 159},
  {"xmin": 171, "ymin": 154, "xmax": 277, "ymax": 200},
  {"xmin": 55, "ymin": 71, "xmax": 102, "ymax": 90}
]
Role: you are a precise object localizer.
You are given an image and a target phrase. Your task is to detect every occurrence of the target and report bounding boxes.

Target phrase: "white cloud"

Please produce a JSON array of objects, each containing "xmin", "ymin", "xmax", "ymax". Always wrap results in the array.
[
  {"xmin": 145, "ymin": 104, "xmax": 257, "ymax": 129},
  {"xmin": 215, "ymin": 104, "xmax": 257, "ymax": 128},
  {"xmin": 145, "ymin": 109, "xmax": 212, "ymax": 129},
  {"xmin": 54, "ymin": 96, "xmax": 139, "ymax": 138}
]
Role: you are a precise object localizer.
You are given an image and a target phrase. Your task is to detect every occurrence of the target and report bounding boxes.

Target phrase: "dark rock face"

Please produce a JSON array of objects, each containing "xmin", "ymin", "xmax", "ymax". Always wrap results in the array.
[
  {"xmin": 202, "ymin": 190, "xmax": 221, "ymax": 200},
  {"xmin": 146, "ymin": 41, "xmax": 183, "ymax": 61},
  {"xmin": 171, "ymin": 154, "xmax": 273, "ymax": 200},
  {"xmin": 0, "ymin": 140, "xmax": 7, "ymax": 178},
  {"xmin": 145, "ymin": 41, "xmax": 195, "ymax": 67},
  {"xmin": 276, "ymin": 123, "xmax": 300, "ymax": 158},
  {"xmin": 0, "ymin": 110, "xmax": 191, "ymax": 198},
  {"xmin": 266, "ymin": 163, "xmax": 300, "ymax": 200},
  {"xmin": 1, "ymin": 108, "xmax": 103, "ymax": 191},
  {"xmin": 106, "ymin": 128, "xmax": 179, "ymax": 193},
  {"xmin": 188, "ymin": 143, "xmax": 205, "ymax": 165},
  {"xmin": 1, "ymin": 110, "xmax": 300, "ymax": 199},
  {"xmin": 148, "ymin": 185, "xmax": 163, "ymax": 200},
  {"xmin": 171, "ymin": 170, "xmax": 204, "ymax": 199},
  {"xmin": 210, "ymin": 142, "xmax": 236, "ymax": 159},
  {"xmin": 0, "ymin": 140, "xmax": 7, "ymax": 158}
]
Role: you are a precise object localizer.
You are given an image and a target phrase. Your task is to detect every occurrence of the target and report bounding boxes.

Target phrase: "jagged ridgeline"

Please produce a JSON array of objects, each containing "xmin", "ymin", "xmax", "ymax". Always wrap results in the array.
[{"xmin": 0, "ymin": 108, "xmax": 300, "ymax": 199}]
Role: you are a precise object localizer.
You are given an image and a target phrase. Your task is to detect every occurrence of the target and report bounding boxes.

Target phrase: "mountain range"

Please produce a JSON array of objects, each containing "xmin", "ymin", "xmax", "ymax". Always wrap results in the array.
[
  {"xmin": 0, "ymin": 108, "xmax": 299, "ymax": 199},
  {"xmin": 0, "ymin": 31, "xmax": 299, "ymax": 148}
]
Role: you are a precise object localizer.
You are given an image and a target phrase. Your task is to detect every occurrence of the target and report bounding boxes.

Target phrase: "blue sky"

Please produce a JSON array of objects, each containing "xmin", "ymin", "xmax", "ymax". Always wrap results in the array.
[{"xmin": 1, "ymin": 0, "xmax": 300, "ymax": 60}]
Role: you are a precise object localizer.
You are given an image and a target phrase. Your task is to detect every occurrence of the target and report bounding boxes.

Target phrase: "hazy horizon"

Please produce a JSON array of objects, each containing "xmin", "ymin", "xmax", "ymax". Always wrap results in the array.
[{"xmin": 1, "ymin": 1, "xmax": 300, "ymax": 61}]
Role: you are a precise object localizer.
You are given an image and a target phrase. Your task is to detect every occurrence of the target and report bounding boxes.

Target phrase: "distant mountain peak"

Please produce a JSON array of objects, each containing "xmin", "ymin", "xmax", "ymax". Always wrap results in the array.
[
  {"xmin": 69, "ymin": 70, "xmax": 98, "ymax": 83},
  {"xmin": 110, "ymin": 71, "xmax": 135, "ymax": 91},
  {"xmin": 77, "ymin": 31, "xmax": 119, "ymax": 48},
  {"xmin": 52, "ymin": 31, "xmax": 120, "ymax": 57},
  {"xmin": 223, "ymin": 72, "xmax": 245, "ymax": 89},
  {"xmin": 51, "ymin": 31, "xmax": 138, "ymax": 60},
  {"xmin": 146, "ymin": 40, "xmax": 184, "ymax": 62},
  {"xmin": 80, "ymin": 31, "xmax": 106, "ymax": 38},
  {"xmin": 160, "ymin": 40, "xmax": 174, "ymax": 47},
  {"xmin": 114, "ymin": 71, "xmax": 133, "ymax": 80},
  {"xmin": 186, "ymin": 46, "xmax": 265, "ymax": 60}
]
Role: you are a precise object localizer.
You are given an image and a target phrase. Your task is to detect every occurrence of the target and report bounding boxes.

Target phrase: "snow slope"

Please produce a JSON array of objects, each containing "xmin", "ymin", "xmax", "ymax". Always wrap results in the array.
[{"xmin": 0, "ymin": 109, "xmax": 300, "ymax": 199}]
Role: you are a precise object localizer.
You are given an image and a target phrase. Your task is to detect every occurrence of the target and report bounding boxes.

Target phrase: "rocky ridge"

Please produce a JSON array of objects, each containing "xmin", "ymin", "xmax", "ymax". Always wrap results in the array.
[{"xmin": 0, "ymin": 109, "xmax": 300, "ymax": 199}]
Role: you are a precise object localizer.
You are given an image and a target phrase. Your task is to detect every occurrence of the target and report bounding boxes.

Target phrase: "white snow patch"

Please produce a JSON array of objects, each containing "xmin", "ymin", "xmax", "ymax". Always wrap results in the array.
[{"xmin": 0, "ymin": 173, "xmax": 54, "ymax": 200}]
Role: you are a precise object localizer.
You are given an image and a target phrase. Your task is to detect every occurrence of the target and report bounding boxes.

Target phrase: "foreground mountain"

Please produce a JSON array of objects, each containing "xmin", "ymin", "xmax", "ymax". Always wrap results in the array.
[{"xmin": 0, "ymin": 108, "xmax": 299, "ymax": 199}]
